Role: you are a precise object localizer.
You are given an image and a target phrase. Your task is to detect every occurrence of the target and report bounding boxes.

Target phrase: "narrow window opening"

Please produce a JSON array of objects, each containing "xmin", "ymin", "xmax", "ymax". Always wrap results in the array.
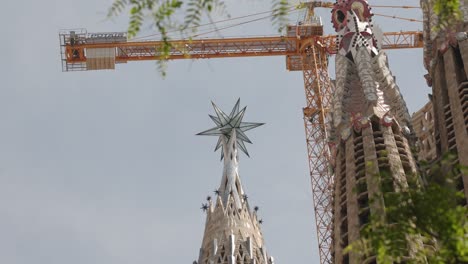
[{"xmin": 371, "ymin": 120, "xmax": 380, "ymax": 132}]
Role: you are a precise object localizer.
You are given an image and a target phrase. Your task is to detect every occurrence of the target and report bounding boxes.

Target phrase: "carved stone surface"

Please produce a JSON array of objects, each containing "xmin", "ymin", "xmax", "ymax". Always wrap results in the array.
[
  {"xmin": 331, "ymin": 1, "xmax": 412, "ymax": 131},
  {"xmin": 330, "ymin": 2, "xmax": 420, "ymax": 263},
  {"xmin": 419, "ymin": 0, "xmax": 468, "ymax": 204}
]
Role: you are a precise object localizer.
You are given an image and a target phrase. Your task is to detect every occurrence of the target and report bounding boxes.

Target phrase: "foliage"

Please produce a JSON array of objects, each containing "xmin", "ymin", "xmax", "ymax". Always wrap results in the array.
[
  {"xmin": 108, "ymin": 0, "xmax": 228, "ymax": 38},
  {"xmin": 431, "ymin": 0, "xmax": 463, "ymax": 32},
  {"xmin": 108, "ymin": 0, "xmax": 294, "ymax": 76},
  {"xmin": 345, "ymin": 154, "xmax": 468, "ymax": 263},
  {"xmin": 107, "ymin": 0, "xmax": 467, "ymax": 75},
  {"xmin": 271, "ymin": 0, "xmax": 291, "ymax": 33},
  {"xmin": 108, "ymin": 0, "xmax": 228, "ymax": 76}
]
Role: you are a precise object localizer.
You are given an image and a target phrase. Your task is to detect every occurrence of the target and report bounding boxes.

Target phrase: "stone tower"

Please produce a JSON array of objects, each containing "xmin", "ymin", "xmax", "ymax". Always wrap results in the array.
[
  {"xmin": 194, "ymin": 100, "xmax": 274, "ymax": 264},
  {"xmin": 329, "ymin": 1, "xmax": 418, "ymax": 263},
  {"xmin": 419, "ymin": 0, "xmax": 468, "ymax": 204}
]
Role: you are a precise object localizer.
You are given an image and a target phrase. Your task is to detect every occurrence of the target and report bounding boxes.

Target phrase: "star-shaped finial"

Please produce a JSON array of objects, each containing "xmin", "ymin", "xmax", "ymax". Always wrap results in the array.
[{"xmin": 197, "ymin": 99, "xmax": 264, "ymax": 159}]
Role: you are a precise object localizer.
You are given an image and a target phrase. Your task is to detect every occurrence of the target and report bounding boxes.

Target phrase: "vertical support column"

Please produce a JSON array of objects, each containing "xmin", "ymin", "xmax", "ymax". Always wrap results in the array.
[
  {"xmin": 372, "ymin": 52, "xmax": 411, "ymax": 126},
  {"xmin": 212, "ymin": 239, "xmax": 218, "ymax": 258},
  {"xmin": 382, "ymin": 126, "xmax": 408, "ymax": 190},
  {"xmin": 399, "ymin": 132, "xmax": 418, "ymax": 176},
  {"xmin": 334, "ymin": 54, "xmax": 354, "ymax": 128},
  {"xmin": 362, "ymin": 126, "xmax": 384, "ymax": 217},
  {"xmin": 228, "ymin": 234, "xmax": 235, "ymax": 264},
  {"xmin": 355, "ymin": 48, "xmax": 378, "ymax": 109},
  {"xmin": 333, "ymin": 147, "xmax": 344, "ymax": 264},
  {"xmin": 461, "ymin": 0, "xmax": 468, "ymax": 22},
  {"xmin": 432, "ymin": 56, "xmax": 450, "ymax": 154},
  {"xmin": 457, "ymin": 40, "xmax": 468, "ymax": 78},
  {"xmin": 247, "ymin": 237, "xmax": 253, "ymax": 260},
  {"xmin": 443, "ymin": 49, "xmax": 468, "ymax": 202},
  {"xmin": 345, "ymin": 135, "xmax": 360, "ymax": 264}
]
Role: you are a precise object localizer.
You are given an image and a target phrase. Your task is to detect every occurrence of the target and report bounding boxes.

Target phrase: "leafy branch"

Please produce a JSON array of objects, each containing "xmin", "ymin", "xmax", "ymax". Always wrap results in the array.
[
  {"xmin": 271, "ymin": 0, "xmax": 290, "ymax": 33},
  {"xmin": 431, "ymin": 0, "xmax": 462, "ymax": 32},
  {"xmin": 108, "ymin": 0, "xmax": 227, "ymax": 76},
  {"xmin": 345, "ymin": 154, "xmax": 468, "ymax": 263}
]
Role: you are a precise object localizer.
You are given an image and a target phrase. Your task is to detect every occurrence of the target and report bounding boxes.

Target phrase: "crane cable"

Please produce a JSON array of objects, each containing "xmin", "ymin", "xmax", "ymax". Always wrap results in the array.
[
  {"xmin": 132, "ymin": 5, "xmax": 297, "ymax": 40},
  {"xmin": 373, "ymin": 13, "xmax": 423, "ymax": 23},
  {"xmin": 192, "ymin": 9, "xmax": 300, "ymax": 38},
  {"xmin": 190, "ymin": 11, "xmax": 422, "ymax": 39},
  {"xmin": 131, "ymin": 4, "xmax": 421, "ymax": 40},
  {"xmin": 373, "ymin": 5, "xmax": 420, "ymax": 9}
]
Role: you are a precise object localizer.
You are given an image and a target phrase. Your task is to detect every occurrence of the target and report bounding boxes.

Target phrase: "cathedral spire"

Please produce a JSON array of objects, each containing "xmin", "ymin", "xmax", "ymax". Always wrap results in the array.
[
  {"xmin": 328, "ymin": 2, "xmax": 419, "ymax": 262},
  {"xmin": 194, "ymin": 100, "xmax": 273, "ymax": 264}
]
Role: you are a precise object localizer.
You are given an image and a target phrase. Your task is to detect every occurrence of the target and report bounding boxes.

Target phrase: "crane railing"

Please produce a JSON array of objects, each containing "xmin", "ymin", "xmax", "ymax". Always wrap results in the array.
[{"xmin": 59, "ymin": 30, "xmax": 423, "ymax": 72}]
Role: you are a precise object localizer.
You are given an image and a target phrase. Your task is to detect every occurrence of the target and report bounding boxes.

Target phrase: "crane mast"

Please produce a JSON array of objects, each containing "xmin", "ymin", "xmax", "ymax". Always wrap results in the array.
[
  {"xmin": 294, "ymin": 6, "xmax": 334, "ymax": 262},
  {"xmin": 58, "ymin": 2, "xmax": 423, "ymax": 263}
]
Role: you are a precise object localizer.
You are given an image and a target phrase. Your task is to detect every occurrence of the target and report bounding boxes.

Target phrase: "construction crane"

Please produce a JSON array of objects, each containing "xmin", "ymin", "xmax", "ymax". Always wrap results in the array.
[{"xmin": 58, "ymin": 2, "xmax": 423, "ymax": 263}]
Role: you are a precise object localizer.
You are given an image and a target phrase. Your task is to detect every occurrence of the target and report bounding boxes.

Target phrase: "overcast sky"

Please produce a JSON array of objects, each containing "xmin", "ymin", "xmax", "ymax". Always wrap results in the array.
[{"xmin": 1, "ymin": 0, "xmax": 427, "ymax": 263}]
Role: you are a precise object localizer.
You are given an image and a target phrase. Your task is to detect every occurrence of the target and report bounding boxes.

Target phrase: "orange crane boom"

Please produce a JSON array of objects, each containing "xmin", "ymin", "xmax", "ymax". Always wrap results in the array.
[
  {"xmin": 59, "ymin": 29, "xmax": 422, "ymax": 71},
  {"xmin": 59, "ymin": 21, "xmax": 423, "ymax": 264}
]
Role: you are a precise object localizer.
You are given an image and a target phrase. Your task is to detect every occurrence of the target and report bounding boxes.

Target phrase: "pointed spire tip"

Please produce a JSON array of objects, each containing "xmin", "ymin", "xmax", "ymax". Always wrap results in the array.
[{"xmin": 198, "ymin": 100, "xmax": 264, "ymax": 159}]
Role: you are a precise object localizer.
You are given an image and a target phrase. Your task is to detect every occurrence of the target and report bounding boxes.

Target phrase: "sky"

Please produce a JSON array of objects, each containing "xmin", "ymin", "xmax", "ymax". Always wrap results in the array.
[{"xmin": 1, "ymin": 0, "xmax": 428, "ymax": 263}]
